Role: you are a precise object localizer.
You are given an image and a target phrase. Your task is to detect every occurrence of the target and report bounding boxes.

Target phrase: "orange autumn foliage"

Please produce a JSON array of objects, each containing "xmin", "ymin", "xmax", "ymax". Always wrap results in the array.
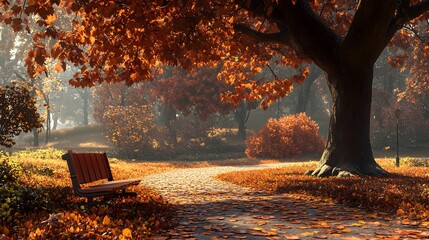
[{"xmin": 246, "ymin": 113, "xmax": 324, "ymax": 158}]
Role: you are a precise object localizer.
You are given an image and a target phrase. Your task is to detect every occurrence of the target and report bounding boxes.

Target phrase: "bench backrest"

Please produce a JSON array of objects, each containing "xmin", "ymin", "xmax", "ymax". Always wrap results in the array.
[{"xmin": 63, "ymin": 150, "xmax": 113, "ymax": 185}]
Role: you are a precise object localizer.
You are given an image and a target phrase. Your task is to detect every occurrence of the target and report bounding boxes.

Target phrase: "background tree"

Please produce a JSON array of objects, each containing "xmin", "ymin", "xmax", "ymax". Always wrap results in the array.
[
  {"xmin": 0, "ymin": 86, "xmax": 43, "ymax": 148},
  {"xmin": 155, "ymin": 66, "xmax": 262, "ymax": 140},
  {"xmin": 294, "ymin": 64, "xmax": 322, "ymax": 114},
  {"xmin": 14, "ymin": 59, "xmax": 64, "ymax": 144},
  {"xmin": 92, "ymin": 82, "xmax": 175, "ymax": 157}
]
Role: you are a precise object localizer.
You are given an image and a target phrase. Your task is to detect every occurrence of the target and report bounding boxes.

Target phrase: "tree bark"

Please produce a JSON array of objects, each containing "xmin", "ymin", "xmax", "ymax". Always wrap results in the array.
[
  {"xmin": 52, "ymin": 114, "xmax": 58, "ymax": 130},
  {"xmin": 45, "ymin": 106, "xmax": 50, "ymax": 144},
  {"xmin": 234, "ymin": 102, "xmax": 248, "ymax": 140},
  {"xmin": 33, "ymin": 129, "xmax": 39, "ymax": 147},
  {"xmin": 160, "ymin": 104, "xmax": 177, "ymax": 144},
  {"xmin": 30, "ymin": 88, "xmax": 39, "ymax": 147},
  {"xmin": 237, "ymin": 120, "xmax": 246, "ymax": 140},
  {"xmin": 307, "ymin": 65, "xmax": 388, "ymax": 177}
]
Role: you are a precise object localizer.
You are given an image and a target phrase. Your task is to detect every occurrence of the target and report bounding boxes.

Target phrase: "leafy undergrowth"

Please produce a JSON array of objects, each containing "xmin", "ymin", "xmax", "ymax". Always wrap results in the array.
[
  {"xmin": 0, "ymin": 149, "xmax": 177, "ymax": 239},
  {"xmin": 217, "ymin": 158, "xmax": 429, "ymax": 221}
]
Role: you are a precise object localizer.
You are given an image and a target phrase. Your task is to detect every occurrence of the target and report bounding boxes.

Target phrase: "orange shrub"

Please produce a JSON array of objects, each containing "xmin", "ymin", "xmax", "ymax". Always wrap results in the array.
[
  {"xmin": 100, "ymin": 104, "xmax": 171, "ymax": 157},
  {"xmin": 245, "ymin": 113, "xmax": 324, "ymax": 158}
]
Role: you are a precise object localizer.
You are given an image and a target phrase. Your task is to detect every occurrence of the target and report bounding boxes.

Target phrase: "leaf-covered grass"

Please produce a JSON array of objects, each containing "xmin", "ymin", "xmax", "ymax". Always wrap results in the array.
[
  {"xmin": 0, "ymin": 148, "xmax": 178, "ymax": 239},
  {"xmin": 217, "ymin": 158, "xmax": 429, "ymax": 220}
]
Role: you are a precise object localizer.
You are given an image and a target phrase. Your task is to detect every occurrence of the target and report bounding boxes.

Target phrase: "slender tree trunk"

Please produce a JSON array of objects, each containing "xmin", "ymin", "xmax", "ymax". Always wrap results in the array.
[
  {"xmin": 33, "ymin": 129, "xmax": 39, "ymax": 147},
  {"xmin": 295, "ymin": 65, "xmax": 322, "ymax": 113},
  {"xmin": 234, "ymin": 102, "xmax": 247, "ymax": 140},
  {"xmin": 160, "ymin": 104, "xmax": 177, "ymax": 144},
  {"xmin": 30, "ymin": 88, "xmax": 39, "ymax": 147},
  {"xmin": 45, "ymin": 107, "xmax": 50, "ymax": 144},
  {"xmin": 308, "ymin": 65, "xmax": 388, "ymax": 177},
  {"xmin": 83, "ymin": 88, "xmax": 89, "ymax": 125},
  {"xmin": 52, "ymin": 114, "xmax": 58, "ymax": 130},
  {"xmin": 237, "ymin": 120, "xmax": 246, "ymax": 139}
]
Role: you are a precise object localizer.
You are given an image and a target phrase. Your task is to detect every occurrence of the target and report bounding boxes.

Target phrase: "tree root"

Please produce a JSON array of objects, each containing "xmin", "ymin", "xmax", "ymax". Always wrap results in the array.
[{"xmin": 305, "ymin": 163, "xmax": 390, "ymax": 178}]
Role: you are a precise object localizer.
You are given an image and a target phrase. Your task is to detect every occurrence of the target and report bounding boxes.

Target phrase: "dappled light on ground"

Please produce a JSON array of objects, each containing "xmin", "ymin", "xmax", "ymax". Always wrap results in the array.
[{"xmin": 143, "ymin": 163, "xmax": 429, "ymax": 239}]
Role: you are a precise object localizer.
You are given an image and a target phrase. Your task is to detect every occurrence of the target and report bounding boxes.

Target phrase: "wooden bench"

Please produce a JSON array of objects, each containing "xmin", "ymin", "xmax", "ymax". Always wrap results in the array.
[{"xmin": 62, "ymin": 150, "xmax": 141, "ymax": 203}]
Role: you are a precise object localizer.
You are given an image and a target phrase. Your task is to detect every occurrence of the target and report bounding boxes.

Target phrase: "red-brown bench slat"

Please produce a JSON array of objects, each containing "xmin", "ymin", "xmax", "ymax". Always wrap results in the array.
[
  {"xmin": 71, "ymin": 152, "xmax": 86, "ymax": 184},
  {"xmin": 89, "ymin": 153, "xmax": 102, "ymax": 180},
  {"xmin": 62, "ymin": 150, "xmax": 141, "ymax": 203},
  {"xmin": 96, "ymin": 153, "xmax": 112, "ymax": 180},
  {"xmin": 83, "ymin": 153, "xmax": 97, "ymax": 183}
]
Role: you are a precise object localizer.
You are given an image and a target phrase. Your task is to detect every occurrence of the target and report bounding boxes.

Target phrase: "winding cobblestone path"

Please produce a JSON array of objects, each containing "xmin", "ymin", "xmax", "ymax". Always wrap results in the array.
[{"xmin": 142, "ymin": 163, "xmax": 429, "ymax": 239}]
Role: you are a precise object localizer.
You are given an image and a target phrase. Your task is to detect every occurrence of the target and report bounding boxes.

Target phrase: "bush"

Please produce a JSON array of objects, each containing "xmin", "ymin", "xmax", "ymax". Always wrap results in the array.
[
  {"xmin": 0, "ymin": 86, "xmax": 43, "ymax": 148},
  {"xmin": 0, "ymin": 154, "xmax": 22, "ymax": 185},
  {"xmin": 172, "ymin": 116, "xmax": 215, "ymax": 147},
  {"xmin": 246, "ymin": 113, "xmax": 324, "ymax": 158},
  {"xmin": 99, "ymin": 104, "xmax": 172, "ymax": 158},
  {"xmin": 0, "ymin": 156, "xmax": 51, "ymax": 228}
]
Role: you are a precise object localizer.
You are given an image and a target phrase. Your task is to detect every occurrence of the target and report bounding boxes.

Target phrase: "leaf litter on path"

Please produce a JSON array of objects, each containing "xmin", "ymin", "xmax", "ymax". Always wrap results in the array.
[{"xmin": 143, "ymin": 164, "xmax": 429, "ymax": 239}]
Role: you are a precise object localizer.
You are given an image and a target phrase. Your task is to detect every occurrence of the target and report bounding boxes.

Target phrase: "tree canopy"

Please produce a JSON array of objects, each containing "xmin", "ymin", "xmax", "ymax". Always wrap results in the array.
[
  {"xmin": 1, "ymin": 0, "xmax": 428, "ymax": 176},
  {"xmin": 1, "ymin": 1, "xmax": 427, "ymax": 101}
]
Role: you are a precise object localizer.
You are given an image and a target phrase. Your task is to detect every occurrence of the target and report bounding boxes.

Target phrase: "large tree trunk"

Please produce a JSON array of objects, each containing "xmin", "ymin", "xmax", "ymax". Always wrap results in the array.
[{"xmin": 308, "ymin": 65, "xmax": 388, "ymax": 177}]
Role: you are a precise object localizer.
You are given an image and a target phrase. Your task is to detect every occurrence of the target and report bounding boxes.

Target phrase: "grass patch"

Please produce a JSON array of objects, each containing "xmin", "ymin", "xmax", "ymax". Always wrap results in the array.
[{"xmin": 217, "ymin": 158, "xmax": 429, "ymax": 220}]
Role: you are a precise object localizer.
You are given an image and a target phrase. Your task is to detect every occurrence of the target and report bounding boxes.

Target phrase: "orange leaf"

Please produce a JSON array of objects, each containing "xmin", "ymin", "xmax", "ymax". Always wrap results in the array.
[
  {"xmin": 122, "ymin": 228, "xmax": 132, "ymax": 238},
  {"xmin": 45, "ymin": 14, "xmax": 57, "ymax": 25},
  {"xmin": 102, "ymin": 215, "xmax": 111, "ymax": 226},
  {"xmin": 285, "ymin": 235, "xmax": 300, "ymax": 240},
  {"xmin": 54, "ymin": 64, "xmax": 63, "ymax": 73}
]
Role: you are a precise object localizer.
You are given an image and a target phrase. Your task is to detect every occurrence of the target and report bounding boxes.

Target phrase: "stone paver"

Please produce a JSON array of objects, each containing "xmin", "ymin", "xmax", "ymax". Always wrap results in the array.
[{"xmin": 142, "ymin": 163, "xmax": 429, "ymax": 239}]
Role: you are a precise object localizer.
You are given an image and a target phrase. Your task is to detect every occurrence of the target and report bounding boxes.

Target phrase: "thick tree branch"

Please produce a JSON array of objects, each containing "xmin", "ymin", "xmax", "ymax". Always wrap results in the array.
[
  {"xmin": 276, "ymin": 0, "xmax": 341, "ymax": 73},
  {"xmin": 342, "ymin": 0, "xmax": 397, "ymax": 66},
  {"xmin": 233, "ymin": 24, "xmax": 291, "ymax": 45},
  {"xmin": 234, "ymin": 0, "xmax": 342, "ymax": 72},
  {"xmin": 385, "ymin": 0, "xmax": 428, "ymax": 55}
]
